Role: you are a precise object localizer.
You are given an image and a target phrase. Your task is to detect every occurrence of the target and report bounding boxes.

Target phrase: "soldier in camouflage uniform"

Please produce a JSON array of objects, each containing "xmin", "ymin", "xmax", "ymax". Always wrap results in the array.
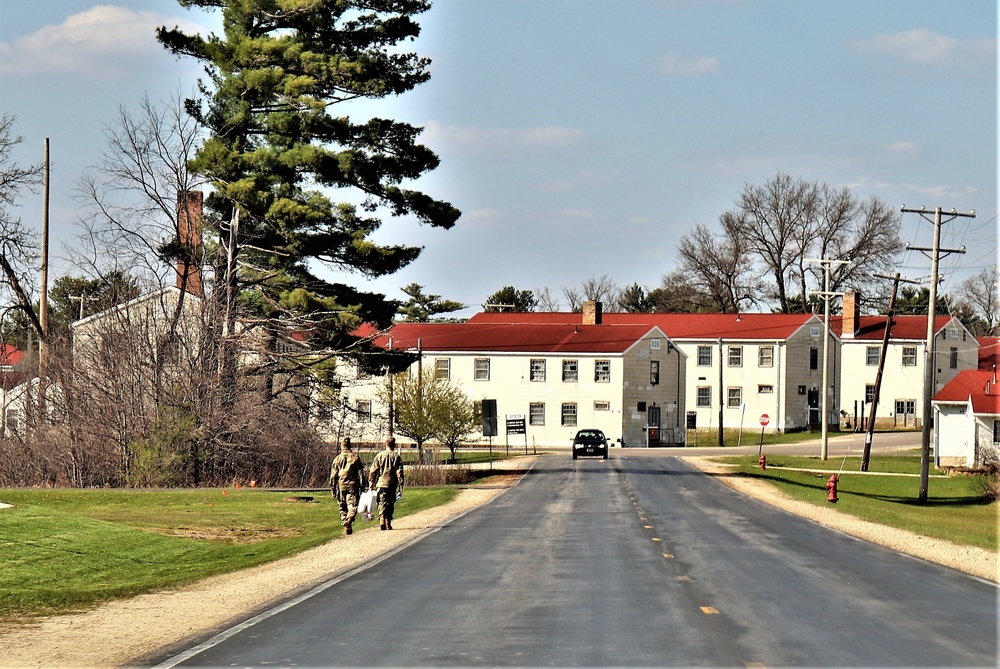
[
  {"xmin": 368, "ymin": 437, "xmax": 404, "ymax": 530},
  {"xmin": 330, "ymin": 438, "xmax": 366, "ymax": 535}
]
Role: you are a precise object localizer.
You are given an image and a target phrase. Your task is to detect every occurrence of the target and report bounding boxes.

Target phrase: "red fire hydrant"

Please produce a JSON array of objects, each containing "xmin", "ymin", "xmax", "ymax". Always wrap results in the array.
[
  {"xmin": 758, "ymin": 454, "xmax": 767, "ymax": 470},
  {"xmin": 826, "ymin": 474, "xmax": 839, "ymax": 503}
]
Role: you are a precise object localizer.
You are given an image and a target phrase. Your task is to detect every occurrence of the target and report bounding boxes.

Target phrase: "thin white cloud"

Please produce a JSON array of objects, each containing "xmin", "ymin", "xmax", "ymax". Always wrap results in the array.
[
  {"xmin": 466, "ymin": 208, "xmax": 504, "ymax": 221},
  {"xmin": 847, "ymin": 28, "xmax": 995, "ymax": 68},
  {"xmin": 0, "ymin": 5, "xmax": 206, "ymax": 79},
  {"xmin": 900, "ymin": 183, "xmax": 979, "ymax": 200},
  {"xmin": 423, "ymin": 121, "xmax": 586, "ymax": 157},
  {"xmin": 652, "ymin": 51, "xmax": 720, "ymax": 76}
]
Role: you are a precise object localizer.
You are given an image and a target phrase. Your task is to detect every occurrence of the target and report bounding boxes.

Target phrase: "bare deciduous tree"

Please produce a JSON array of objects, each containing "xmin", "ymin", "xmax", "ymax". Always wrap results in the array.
[
  {"xmin": 0, "ymin": 114, "xmax": 44, "ymax": 343},
  {"xmin": 678, "ymin": 223, "xmax": 761, "ymax": 313},
  {"xmin": 647, "ymin": 270, "xmax": 717, "ymax": 313},
  {"xmin": 723, "ymin": 173, "xmax": 902, "ymax": 313},
  {"xmin": 535, "ymin": 286, "xmax": 561, "ymax": 311},
  {"xmin": 954, "ymin": 267, "xmax": 999, "ymax": 335},
  {"xmin": 74, "ymin": 90, "xmax": 206, "ymax": 288}
]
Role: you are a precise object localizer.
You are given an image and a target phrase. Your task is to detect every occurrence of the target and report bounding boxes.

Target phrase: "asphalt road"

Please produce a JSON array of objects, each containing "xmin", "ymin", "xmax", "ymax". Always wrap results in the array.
[{"xmin": 156, "ymin": 451, "xmax": 997, "ymax": 668}]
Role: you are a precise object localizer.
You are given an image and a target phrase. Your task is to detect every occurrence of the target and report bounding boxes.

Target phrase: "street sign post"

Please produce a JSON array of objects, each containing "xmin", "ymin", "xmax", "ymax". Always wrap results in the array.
[{"xmin": 758, "ymin": 414, "xmax": 769, "ymax": 454}]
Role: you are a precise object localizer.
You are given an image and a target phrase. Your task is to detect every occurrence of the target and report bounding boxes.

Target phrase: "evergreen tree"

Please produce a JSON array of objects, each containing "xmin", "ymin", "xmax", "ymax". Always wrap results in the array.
[
  {"xmin": 483, "ymin": 285, "xmax": 537, "ymax": 312},
  {"xmin": 397, "ymin": 283, "xmax": 465, "ymax": 322},
  {"xmin": 157, "ymin": 1, "xmax": 460, "ymax": 352}
]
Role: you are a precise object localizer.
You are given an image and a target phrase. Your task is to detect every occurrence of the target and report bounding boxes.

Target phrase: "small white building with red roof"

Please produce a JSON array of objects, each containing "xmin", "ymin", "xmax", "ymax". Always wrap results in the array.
[{"xmin": 932, "ymin": 368, "xmax": 1000, "ymax": 469}]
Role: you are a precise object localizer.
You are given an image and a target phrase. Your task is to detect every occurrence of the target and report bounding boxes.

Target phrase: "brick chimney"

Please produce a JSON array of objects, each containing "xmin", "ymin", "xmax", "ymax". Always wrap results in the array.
[
  {"xmin": 177, "ymin": 190, "xmax": 203, "ymax": 297},
  {"xmin": 842, "ymin": 289, "xmax": 860, "ymax": 338},
  {"xmin": 583, "ymin": 300, "xmax": 602, "ymax": 325}
]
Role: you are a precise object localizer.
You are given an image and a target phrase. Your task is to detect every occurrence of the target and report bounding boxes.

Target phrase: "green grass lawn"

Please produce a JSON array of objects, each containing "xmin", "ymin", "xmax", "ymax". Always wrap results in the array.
[
  {"xmin": 716, "ymin": 455, "xmax": 998, "ymax": 551},
  {"xmin": 0, "ymin": 486, "xmax": 455, "ymax": 619}
]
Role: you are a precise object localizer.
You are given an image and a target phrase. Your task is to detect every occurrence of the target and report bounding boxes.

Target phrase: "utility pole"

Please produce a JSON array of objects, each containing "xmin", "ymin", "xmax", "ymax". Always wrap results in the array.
[
  {"xmin": 901, "ymin": 206, "xmax": 973, "ymax": 504},
  {"xmin": 70, "ymin": 294, "xmax": 88, "ymax": 321},
  {"xmin": 38, "ymin": 138, "xmax": 50, "ymax": 417},
  {"xmin": 718, "ymin": 338, "xmax": 724, "ymax": 447},
  {"xmin": 807, "ymin": 257, "xmax": 849, "ymax": 460},
  {"xmin": 861, "ymin": 272, "xmax": 921, "ymax": 471}
]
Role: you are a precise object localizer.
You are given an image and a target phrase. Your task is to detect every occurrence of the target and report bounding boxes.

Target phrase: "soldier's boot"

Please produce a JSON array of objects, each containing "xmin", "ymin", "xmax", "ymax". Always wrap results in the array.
[
  {"xmin": 345, "ymin": 521, "xmax": 352, "ymax": 535},
  {"xmin": 379, "ymin": 516, "xmax": 387, "ymax": 531},
  {"xmin": 386, "ymin": 519, "xmax": 393, "ymax": 530}
]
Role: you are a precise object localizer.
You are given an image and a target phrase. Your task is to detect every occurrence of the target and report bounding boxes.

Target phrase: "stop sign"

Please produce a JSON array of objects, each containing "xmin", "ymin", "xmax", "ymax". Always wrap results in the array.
[{"xmin": 759, "ymin": 414, "xmax": 770, "ymax": 426}]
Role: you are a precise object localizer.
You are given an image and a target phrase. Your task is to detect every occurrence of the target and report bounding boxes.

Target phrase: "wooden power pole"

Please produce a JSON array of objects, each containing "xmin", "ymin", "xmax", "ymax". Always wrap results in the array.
[{"xmin": 901, "ymin": 206, "xmax": 974, "ymax": 503}]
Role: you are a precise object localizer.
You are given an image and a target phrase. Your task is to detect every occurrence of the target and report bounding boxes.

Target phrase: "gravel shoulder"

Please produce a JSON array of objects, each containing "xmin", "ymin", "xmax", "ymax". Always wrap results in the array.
[
  {"xmin": 682, "ymin": 456, "xmax": 998, "ymax": 584},
  {"xmin": 0, "ymin": 455, "xmax": 995, "ymax": 668}
]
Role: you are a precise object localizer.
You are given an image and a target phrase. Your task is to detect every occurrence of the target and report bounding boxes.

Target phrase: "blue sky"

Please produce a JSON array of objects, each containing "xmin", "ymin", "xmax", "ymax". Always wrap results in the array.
[{"xmin": 0, "ymin": 1, "xmax": 996, "ymax": 318}]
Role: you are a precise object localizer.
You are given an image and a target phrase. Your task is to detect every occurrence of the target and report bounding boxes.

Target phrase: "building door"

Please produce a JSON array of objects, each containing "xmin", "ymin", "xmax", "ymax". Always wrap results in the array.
[
  {"xmin": 807, "ymin": 389, "xmax": 820, "ymax": 429},
  {"xmin": 894, "ymin": 400, "xmax": 916, "ymax": 427},
  {"xmin": 647, "ymin": 405, "xmax": 661, "ymax": 445}
]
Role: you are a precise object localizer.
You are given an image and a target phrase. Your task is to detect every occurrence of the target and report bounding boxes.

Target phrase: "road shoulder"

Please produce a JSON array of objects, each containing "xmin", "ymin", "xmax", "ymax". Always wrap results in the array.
[{"xmin": 682, "ymin": 456, "xmax": 997, "ymax": 584}]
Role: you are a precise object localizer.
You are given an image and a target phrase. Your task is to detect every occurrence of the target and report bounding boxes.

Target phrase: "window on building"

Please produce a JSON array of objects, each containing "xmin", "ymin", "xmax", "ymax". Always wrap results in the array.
[
  {"xmin": 758, "ymin": 346, "xmax": 773, "ymax": 368},
  {"xmin": 650, "ymin": 338, "xmax": 661, "ymax": 350},
  {"xmin": 561, "ymin": 403, "xmax": 577, "ymax": 427},
  {"xmin": 949, "ymin": 347, "xmax": 958, "ymax": 369},
  {"xmin": 902, "ymin": 346, "xmax": 917, "ymax": 367},
  {"xmin": 727, "ymin": 387, "xmax": 742, "ymax": 408},
  {"xmin": 810, "ymin": 348, "xmax": 818, "ymax": 370},
  {"xmin": 865, "ymin": 384, "xmax": 875, "ymax": 404},
  {"xmin": 696, "ymin": 387, "xmax": 711, "ymax": 407},
  {"xmin": 562, "ymin": 359, "xmax": 579, "ymax": 382},
  {"xmin": 529, "ymin": 402, "xmax": 545, "ymax": 426},
  {"xmin": 728, "ymin": 346, "xmax": 743, "ymax": 367},
  {"xmin": 697, "ymin": 346, "xmax": 712, "ymax": 366},
  {"xmin": 356, "ymin": 361, "xmax": 371, "ymax": 379},
  {"xmin": 758, "ymin": 384, "xmax": 774, "ymax": 394},
  {"xmin": 594, "ymin": 360, "xmax": 610, "ymax": 383},
  {"xmin": 530, "ymin": 359, "xmax": 546, "ymax": 382},
  {"xmin": 474, "ymin": 358, "xmax": 490, "ymax": 381},
  {"xmin": 994, "ymin": 419, "xmax": 1000, "ymax": 444},
  {"xmin": 866, "ymin": 346, "xmax": 880, "ymax": 366},
  {"xmin": 650, "ymin": 360, "xmax": 660, "ymax": 385},
  {"xmin": 356, "ymin": 400, "xmax": 372, "ymax": 423},
  {"xmin": 434, "ymin": 358, "xmax": 450, "ymax": 380},
  {"xmin": 810, "ymin": 326, "xmax": 820, "ymax": 337},
  {"xmin": 594, "ymin": 400, "xmax": 611, "ymax": 411}
]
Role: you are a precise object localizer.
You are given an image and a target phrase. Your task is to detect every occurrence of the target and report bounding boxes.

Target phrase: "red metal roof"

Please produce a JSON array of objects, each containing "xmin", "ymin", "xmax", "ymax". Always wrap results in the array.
[
  {"xmin": 373, "ymin": 322, "xmax": 668, "ymax": 354},
  {"xmin": 828, "ymin": 314, "xmax": 953, "ymax": 341},
  {"xmin": 978, "ymin": 337, "xmax": 1000, "ymax": 370},
  {"xmin": 0, "ymin": 344, "xmax": 24, "ymax": 366},
  {"xmin": 934, "ymin": 369, "xmax": 1000, "ymax": 415},
  {"xmin": 467, "ymin": 312, "xmax": 817, "ymax": 341}
]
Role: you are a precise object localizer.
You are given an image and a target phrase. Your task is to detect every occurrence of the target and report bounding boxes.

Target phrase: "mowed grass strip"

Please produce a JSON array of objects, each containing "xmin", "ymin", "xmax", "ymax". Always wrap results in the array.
[
  {"xmin": 717, "ymin": 455, "xmax": 997, "ymax": 551},
  {"xmin": 0, "ymin": 486, "xmax": 455, "ymax": 619}
]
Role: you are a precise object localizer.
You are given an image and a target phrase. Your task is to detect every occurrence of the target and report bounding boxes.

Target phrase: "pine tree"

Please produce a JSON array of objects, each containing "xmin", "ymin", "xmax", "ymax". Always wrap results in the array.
[{"xmin": 157, "ymin": 1, "xmax": 460, "ymax": 352}]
